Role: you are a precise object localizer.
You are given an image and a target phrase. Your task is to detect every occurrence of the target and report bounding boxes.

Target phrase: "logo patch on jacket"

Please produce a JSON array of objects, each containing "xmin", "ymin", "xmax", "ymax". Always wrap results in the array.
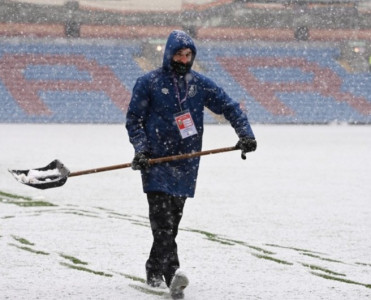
[{"xmin": 188, "ymin": 85, "xmax": 197, "ymax": 97}]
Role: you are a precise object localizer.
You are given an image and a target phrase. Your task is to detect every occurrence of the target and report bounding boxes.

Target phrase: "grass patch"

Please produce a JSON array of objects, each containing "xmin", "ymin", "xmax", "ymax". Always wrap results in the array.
[
  {"xmin": 130, "ymin": 221, "xmax": 150, "ymax": 228},
  {"xmin": 300, "ymin": 252, "xmax": 344, "ymax": 264},
  {"xmin": 246, "ymin": 245, "xmax": 275, "ymax": 255},
  {"xmin": 302, "ymin": 263, "xmax": 346, "ymax": 276},
  {"xmin": 9, "ymin": 243, "xmax": 49, "ymax": 255},
  {"xmin": 135, "ymin": 215, "xmax": 149, "ymax": 220},
  {"xmin": 0, "ymin": 190, "xmax": 56, "ymax": 207},
  {"xmin": 60, "ymin": 253, "xmax": 88, "ymax": 265},
  {"xmin": 251, "ymin": 253, "xmax": 294, "ymax": 265},
  {"xmin": 129, "ymin": 284, "xmax": 167, "ymax": 296},
  {"xmin": 60, "ymin": 262, "xmax": 112, "ymax": 277},
  {"xmin": 60, "ymin": 211, "xmax": 99, "ymax": 218},
  {"xmin": 109, "ymin": 212, "xmax": 132, "ymax": 218},
  {"xmin": 15, "ymin": 201, "xmax": 56, "ymax": 207},
  {"xmin": 184, "ymin": 228, "xmax": 234, "ymax": 245},
  {"xmin": 184, "ymin": 228, "xmax": 218, "ymax": 239},
  {"xmin": 207, "ymin": 236, "xmax": 235, "ymax": 246},
  {"xmin": 311, "ymin": 271, "xmax": 371, "ymax": 289},
  {"xmin": 225, "ymin": 239, "xmax": 275, "ymax": 254},
  {"xmin": 266, "ymin": 243, "xmax": 324, "ymax": 255},
  {"xmin": 115, "ymin": 272, "xmax": 146, "ymax": 284},
  {"xmin": 12, "ymin": 235, "xmax": 34, "ymax": 246},
  {"xmin": 0, "ymin": 191, "xmax": 33, "ymax": 201},
  {"xmin": 355, "ymin": 262, "xmax": 371, "ymax": 267}
]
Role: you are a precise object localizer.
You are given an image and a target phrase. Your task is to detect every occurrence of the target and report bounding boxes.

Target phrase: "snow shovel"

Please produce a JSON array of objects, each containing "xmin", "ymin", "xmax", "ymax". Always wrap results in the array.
[{"xmin": 8, "ymin": 146, "xmax": 239, "ymax": 190}]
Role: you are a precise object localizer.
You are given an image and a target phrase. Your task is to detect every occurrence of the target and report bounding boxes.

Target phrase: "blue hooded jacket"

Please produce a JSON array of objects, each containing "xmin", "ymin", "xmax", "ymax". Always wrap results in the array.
[{"xmin": 126, "ymin": 30, "xmax": 255, "ymax": 197}]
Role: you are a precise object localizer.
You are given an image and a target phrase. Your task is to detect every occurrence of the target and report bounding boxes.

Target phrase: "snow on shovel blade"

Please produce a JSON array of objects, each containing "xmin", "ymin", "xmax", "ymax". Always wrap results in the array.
[{"xmin": 8, "ymin": 159, "xmax": 70, "ymax": 190}]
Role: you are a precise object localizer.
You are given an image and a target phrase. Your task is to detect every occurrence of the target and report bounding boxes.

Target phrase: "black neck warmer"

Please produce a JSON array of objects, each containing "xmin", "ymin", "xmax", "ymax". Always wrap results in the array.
[{"xmin": 170, "ymin": 60, "xmax": 192, "ymax": 75}]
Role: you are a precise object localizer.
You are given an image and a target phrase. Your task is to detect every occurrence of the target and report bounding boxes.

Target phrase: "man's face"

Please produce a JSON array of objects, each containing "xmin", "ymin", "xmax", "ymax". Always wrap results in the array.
[{"xmin": 173, "ymin": 48, "xmax": 193, "ymax": 65}]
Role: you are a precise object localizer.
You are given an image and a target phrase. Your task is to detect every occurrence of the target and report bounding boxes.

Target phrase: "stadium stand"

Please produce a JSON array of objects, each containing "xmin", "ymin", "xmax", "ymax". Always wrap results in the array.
[
  {"xmin": 1, "ymin": 39, "xmax": 370, "ymax": 124},
  {"xmin": 0, "ymin": 40, "xmax": 142, "ymax": 123},
  {"xmin": 0, "ymin": 0, "xmax": 370, "ymax": 124},
  {"xmin": 197, "ymin": 41, "xmax": 371, "ymax": 124}
]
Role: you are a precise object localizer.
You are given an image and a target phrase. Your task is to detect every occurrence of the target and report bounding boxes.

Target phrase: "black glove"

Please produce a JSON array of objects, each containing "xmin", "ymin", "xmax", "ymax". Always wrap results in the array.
[
  {"xmin": 236, "ymin": 137, "xmax": 257, "ymax": 160},
  {"xmin": 131, "ymin": 152, "xmax": 150, "ymax": 170}
]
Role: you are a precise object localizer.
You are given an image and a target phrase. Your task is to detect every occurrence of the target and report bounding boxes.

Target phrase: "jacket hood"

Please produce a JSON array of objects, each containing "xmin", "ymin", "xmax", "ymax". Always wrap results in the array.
[{"xmin": 162, "ymin": 30, "xmax": 197, "ymax": 71}]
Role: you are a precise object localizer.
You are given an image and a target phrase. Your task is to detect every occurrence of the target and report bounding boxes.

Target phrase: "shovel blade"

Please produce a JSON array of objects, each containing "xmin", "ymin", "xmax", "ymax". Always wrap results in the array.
[{"xmin": 9, "ymin": 160, "xmax": 70, "ymax": 190}]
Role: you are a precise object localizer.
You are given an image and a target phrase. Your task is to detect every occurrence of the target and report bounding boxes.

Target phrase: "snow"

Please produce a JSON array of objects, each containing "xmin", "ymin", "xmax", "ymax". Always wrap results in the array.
[
  {"xmin": 10, "ymin": 168, "xmax": 62, "ymax": 184},
  {"xmin": 9, "ymin": 171, "xmax": 29, "ymax": 184},
  {"xmin": 1, "ymin": 124, "xmax": 371, "ymax": 299}
]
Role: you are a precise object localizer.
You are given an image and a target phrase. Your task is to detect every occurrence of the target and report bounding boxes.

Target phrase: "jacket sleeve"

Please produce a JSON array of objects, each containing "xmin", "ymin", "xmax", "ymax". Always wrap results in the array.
[
  {"xmin": 125, "ymin": 76, "xmax": 150, "ymax": 154},
  {"xmin": 204, "ymin": 80, "xmax": 255, "ymax": 139}
]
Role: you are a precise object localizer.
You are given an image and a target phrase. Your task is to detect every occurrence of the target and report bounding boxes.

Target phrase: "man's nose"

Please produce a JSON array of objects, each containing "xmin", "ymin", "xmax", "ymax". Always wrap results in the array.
[{"xmin": 179, "ymin": 56, "xmax": 188, "ymax": 64}]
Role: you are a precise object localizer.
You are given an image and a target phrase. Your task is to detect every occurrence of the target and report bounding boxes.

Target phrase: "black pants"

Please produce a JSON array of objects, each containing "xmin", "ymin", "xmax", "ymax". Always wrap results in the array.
[{"xmin": 146, "ymin": 192, "xmax": 186, "ymax": 287}]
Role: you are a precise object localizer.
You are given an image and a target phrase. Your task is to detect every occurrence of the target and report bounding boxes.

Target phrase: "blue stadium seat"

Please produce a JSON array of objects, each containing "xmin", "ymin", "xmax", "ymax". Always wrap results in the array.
[{"xmin": 0, "ymin": 40, "xmax": 370, "ymax": 124}]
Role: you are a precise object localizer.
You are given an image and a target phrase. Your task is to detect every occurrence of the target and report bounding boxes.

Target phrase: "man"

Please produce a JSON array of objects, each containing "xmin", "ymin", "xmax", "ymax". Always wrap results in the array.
[{"xmin": 126, "ymin": 30, "xmax": 256, "ymax": 299}]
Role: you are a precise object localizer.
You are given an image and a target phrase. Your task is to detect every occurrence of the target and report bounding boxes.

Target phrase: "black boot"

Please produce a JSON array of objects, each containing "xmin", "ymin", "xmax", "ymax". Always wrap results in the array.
[{"xmin": 146, "ymin": 270, "xmax": 164, "ymax": 288}]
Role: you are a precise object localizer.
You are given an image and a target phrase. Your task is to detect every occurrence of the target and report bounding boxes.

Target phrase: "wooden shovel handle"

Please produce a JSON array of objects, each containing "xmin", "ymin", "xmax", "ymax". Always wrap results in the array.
[{"xmin": 69, "ymin": 146, "xmax": 238, "ymax": 177}]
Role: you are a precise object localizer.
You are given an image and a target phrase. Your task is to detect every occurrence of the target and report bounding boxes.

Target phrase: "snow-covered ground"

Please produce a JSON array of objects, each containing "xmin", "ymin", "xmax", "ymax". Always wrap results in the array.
[{"xmin": 1, "ymin": 124, "xmax": 370, "ymax": 299}]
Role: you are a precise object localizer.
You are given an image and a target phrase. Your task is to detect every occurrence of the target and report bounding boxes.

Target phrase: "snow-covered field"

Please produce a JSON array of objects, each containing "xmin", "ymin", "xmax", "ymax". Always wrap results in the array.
[{"xmin": 1, "ymin": 124, "xmax": 370, "ymax": 299}]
